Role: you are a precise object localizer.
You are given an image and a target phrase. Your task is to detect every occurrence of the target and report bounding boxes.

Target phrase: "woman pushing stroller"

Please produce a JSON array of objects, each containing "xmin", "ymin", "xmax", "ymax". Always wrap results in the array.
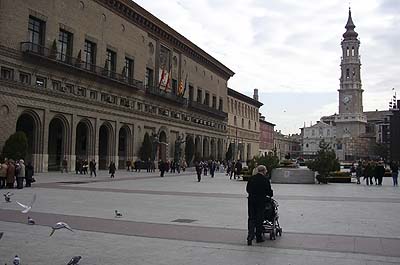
[{"xmin": 246, "ymin": 165, "xmax": 273, "ymax": 246}]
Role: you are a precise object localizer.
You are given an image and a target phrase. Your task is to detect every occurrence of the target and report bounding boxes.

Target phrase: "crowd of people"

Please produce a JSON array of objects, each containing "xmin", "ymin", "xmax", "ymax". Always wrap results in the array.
[
  {"xmin": 0, "ymin": 158, "xmax": 34, "ymax": 189},
  {"xmin": 350, "ymin": 160, "xmax": 399, "ymax": 186}
]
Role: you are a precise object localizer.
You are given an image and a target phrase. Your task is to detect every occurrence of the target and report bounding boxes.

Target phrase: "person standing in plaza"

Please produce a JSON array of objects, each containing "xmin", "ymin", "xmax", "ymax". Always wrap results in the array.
[
  {"xmin": 234, "ymin": 160, "xmax": 242, "ymax": 180},
  {"xmin": 16, "ymin": 159, "xmax": 25, "ymax": 189},
  {"xmin": 89, "ymin": 159, "xmax": 97, "ymax": 177},
  {"xmin": 363, "ymin": 161, "xmax": 373, "ymax": 186},
  {"xmin": 159, "ymin": 160, "xmax": 166, "ymax": 177},
  {"xmin": 355, "ymin": 161, "xmax": 363, "ymax": 185},
  {"xmin": 0, "ymin": 159, "xmax": 8, "ymax": 189},
  {"xmin": 390, "ymin": 161, "xmax": 398, "ymax": 187},
  {"xmin": 61, "ymin": 157, "xmax": 68, "ymax": 173},
  {"xmin": 6, "ymin": 160, "xmax": 15, "ymax": 188},
  {"xmin": 109, "ymin": 161, "xmax": 116, "ymax": 178},
  {"xmin": 25, "ymin": 161, "xmax": 34, "ymax": 187},
  {"xmin": 210, "ymin": 160, "xmax": 216, "ymax": 178},
  {"xmin": 195, "ymin": 161, "xmax": 202, "ymax": 182},
  {"xmin": 246, "ymin": 165, "xmax": 273, "ymax": 246},
  {"xmin": 375, "ymin": 161, "xmax": 385, "ymax": 186}
]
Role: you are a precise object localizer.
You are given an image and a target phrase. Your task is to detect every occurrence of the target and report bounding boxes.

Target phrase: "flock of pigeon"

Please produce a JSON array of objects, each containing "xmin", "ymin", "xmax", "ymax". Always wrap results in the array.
[{"xmin": 1, "ymin": 192, "xmax": 116, "ymax": 265}]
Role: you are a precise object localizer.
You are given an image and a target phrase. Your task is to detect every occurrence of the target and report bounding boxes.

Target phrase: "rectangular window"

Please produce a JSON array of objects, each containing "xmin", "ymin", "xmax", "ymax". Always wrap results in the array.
[
  {"xmin": 212, "ymin": 95, "xmax": 217, "ymax": 108},
  {"xmin": 58, "ymin": 29, "xmax": 73, "ymax": 63},
  {"xmin": 75, "ymin": 87, "xmax": 86, "ymax": 97},
  {"xmin": 145, "ymin": 68, "xmax": 154, "ymax": 87},
  {"xmin": 189, "ymin": 85, "xmax": 194, "ymax": 101},
  {"xmin": 19, "ymin": 72, "xmax": 31, "ymax": 84},
  {"xmin": 52, "ymin": 80, "xmax": 61, "ymax": 91},
  {"xmin": 35, "ymin": 76, "xmax": 46, "ymax": 88},
  {"xmin": 28, "ymin": 16, "xmax": 45, "ymax": 53},
  {"xmin": 172, "ymin": 79, "xmax": 177, "ymax": 95},
  {"xmin": 105, "ymin": 49, "xmax": 116, "ymax": 76},
  {"xmin": 219, "ymin": 98, "xmax": 223, "ymax": 111},
  {"xmin": 1, "ymin": 67, "xmax": 14, "ymax": 80},
  {"xmin": 204, "ymin": 92, "xmax": 210, "ymax": 106},
  {"xmin": 84, "ymin": 40, "xmax": 96, "ymax": 71},
  {"xmin": 197, "ymin": 88, "xmax": 202, "ymax": 103},
  {"xmin": 124, "ymin": 57, "xmax": 134, "ymax": 81},
  {"xmin": 65, "ymin": 83, "xmax": 74, "ymax": 93},
  {"xmin": 90, "ymin": 90, "xmax": 97, "ymax": 100}
]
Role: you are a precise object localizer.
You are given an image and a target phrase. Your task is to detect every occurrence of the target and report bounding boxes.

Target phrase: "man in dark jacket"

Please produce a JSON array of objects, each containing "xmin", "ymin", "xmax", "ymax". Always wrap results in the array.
[{"xmin": 246, "ymin": 165, "xmax": 273, "ymax": 245}]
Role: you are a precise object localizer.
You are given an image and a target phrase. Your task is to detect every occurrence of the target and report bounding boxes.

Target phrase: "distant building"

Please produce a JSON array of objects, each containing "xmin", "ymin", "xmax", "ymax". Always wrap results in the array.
[
  {"xmin": 227, "ymin": 88, "xmax": 263, "ymax": 161},
  {"xmin": 274, "ymin": 131, "xmax": 301, "ymax": 160},
  {"xmin": 390, "ymin": 100, "xmax": 400, "ymax": 162},
  {"xmin": 300, "ymin": 121, "xmax": 336, "ymax": 158},
  {"xmin": 259, "ymin": 116, "xmax": 275, "ymax": 156}
]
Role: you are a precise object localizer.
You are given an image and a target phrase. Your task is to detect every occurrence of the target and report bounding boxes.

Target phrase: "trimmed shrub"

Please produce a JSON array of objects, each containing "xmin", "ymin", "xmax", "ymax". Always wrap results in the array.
[{"xmin": 2, "ymin": 131, "xmax": 28, "ymax": 161}]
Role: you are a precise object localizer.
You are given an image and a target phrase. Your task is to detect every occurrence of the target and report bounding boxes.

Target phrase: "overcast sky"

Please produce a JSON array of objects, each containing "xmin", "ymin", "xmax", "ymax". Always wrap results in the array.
[{"xmin": 135, "ymin": 0, "xmax": 400, "ymax": 134}]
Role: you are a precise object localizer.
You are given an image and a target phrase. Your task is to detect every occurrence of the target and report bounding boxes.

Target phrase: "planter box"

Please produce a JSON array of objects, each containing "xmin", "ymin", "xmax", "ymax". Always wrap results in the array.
[{"xmin": 271, "ymin": 168, "xmax": 315, "ymax": 184}]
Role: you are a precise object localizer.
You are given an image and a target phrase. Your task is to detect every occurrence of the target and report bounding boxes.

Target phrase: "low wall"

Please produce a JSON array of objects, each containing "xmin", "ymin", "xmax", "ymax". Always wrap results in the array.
[{"xmin": 271, "ymin": 168, "xmax": 315, "ymax": 184}]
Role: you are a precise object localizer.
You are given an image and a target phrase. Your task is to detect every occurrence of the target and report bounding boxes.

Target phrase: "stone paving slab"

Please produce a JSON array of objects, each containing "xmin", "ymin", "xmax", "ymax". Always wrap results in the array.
[{"xmin": 2, "ymin": 208, "xmax": 400, "ymax": 258}]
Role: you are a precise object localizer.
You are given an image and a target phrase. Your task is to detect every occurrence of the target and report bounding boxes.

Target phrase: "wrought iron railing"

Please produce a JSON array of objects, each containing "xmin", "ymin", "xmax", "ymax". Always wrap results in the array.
[
  {"xmin": 145, "ymin": 85, "xmax": 188, "ymax": 105},
  {"xmin": 20, "ymin": 42, "xmax": 143, "ymax": 90}
]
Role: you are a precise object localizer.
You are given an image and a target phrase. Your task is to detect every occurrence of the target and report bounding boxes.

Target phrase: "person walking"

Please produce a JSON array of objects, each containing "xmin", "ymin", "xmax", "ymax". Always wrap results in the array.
[
  {"xmin": 89, "ymin": 159, "xmax": 97, "ymax": 177},
  {"xmin": 234, "ymin": 160, "xmax": 242, "ymax": 180},
  {"xmin": 246, "ymin": 165, "xmax": 273, "ymax": 246},
  {"xmin": 355, "ymin": 162, "xmax": 363, "ymax": 184},
  {"xmin": 195, "ymin": 161, "xmax": 202, "ymax": 182},
  {"xmin": 0, "ymin": 159, "xmax": 8, "ymax": 189},
  {"xmin": 390, "ymin": 161, "xmax": 398, "ymax": 187},
  {"xmin": 363, "ymin": 162, "xmax": 373, "ymax": 186},
  {"xmin": 6, "ymin": 160, "xmax": 15, "ymax": 188},
  {"xmin": 16, "ymin": 159, "xmax": 25, "ymax": 189},
  {"xmin": 375, "ymin": 161, "xmax": 385, "ymax": 186},
  {"xmin": 109, "ymin": 161, "xmax": 116, "ymax": 178},
  {"xmin": 25, "ymin": 162, "xmax": 34, "ymax": 187},
  {"xmin": 159, "ymin": 160, "xmax": 166, "ymax": 177},
  {"xmin": 210, "ymin": 160, "xmax": 216, "ymax": 178}
]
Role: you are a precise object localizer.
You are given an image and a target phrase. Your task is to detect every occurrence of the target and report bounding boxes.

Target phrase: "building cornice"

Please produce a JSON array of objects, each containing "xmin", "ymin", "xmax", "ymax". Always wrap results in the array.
[
  {"xmin": 94, "ymin": 0, "xmax": 235, "ymax": 79},
  {"xmin": 227, "ymin": 88, "xmax": 263, "ymax": 107}
]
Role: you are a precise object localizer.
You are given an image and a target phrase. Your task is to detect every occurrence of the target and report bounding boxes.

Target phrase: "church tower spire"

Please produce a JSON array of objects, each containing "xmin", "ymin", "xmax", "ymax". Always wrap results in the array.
[
  {"xmin": 339, "ymin": 8, "xmax": 363, "ymax": 114},
  {"xmin": 335, "ymin": 8, "xmax": 367, "ymax": 152}
]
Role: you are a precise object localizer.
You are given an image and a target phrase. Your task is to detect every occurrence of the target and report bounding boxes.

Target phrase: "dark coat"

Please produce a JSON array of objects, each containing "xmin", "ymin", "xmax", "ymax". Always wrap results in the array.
[
  {"xmin": 109, "ymin": 163, "xmax": 116, "ymax": 174},
  {"xmin": 246, "ymin": 173, "xmax": 273, "ymax": 204},
  {"xmin": 6, "ymin": 164, "xmax": 15, "ymax": 184},
  {"xmin": 375, "ymin": 164, "xmax": 385, "ymax": 178},
  {"xmin": 25, "ymin": 164, "xmax": 34, "ymax": 179}
]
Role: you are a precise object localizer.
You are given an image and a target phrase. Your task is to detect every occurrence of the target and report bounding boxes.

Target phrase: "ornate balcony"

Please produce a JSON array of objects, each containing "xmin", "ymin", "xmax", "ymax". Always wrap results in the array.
[
  {"xmin": 145, "ymin": 85, "xmax": 187, "ymax": 105},
  {"xmin": 20, "ymin": 42, "xmax": 143, "ymax": 90},
  {"xmin": 188, "ymin": 100, "xmax": 227, "ymax": 120}
]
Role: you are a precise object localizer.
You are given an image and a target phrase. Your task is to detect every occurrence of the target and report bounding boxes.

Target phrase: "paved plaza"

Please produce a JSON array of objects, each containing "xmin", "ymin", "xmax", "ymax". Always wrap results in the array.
[{"xmin": 1, "ymin": 170, "xmax": 400, "ymax": 265}]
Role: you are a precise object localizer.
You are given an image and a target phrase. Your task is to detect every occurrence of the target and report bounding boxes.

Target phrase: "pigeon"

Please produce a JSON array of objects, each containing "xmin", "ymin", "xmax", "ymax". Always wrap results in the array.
[
  {"xmin": 16, "ymin": 194, "xmax": 36, "ymax": 213},
  {"xmin": 115, "ymin": 210, "xmax": 122, "ymax": 218},
  {"xmin": 13, "ymin": 255, "xmax": 20, "ymax": 265},
  {"xmin": 67, "ymin": 256, "xmax": 82, "ymax": 265},
  {"xmin": 27, "ymin": 216, "xmax": 35, "ymax": 225},
  {"xmin": 49, "ymin": 222, "xmax": 74, "ymax": 236},
  {"xmin": 3, "ymin": 192, "xmax": 13, "ymax": 203}
]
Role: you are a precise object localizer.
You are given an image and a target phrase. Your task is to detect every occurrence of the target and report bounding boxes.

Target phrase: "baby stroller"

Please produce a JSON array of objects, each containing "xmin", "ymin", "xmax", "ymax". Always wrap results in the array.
[{"xmin": 262, "ymin": 196, "xmax": 282, "ymax": 240}]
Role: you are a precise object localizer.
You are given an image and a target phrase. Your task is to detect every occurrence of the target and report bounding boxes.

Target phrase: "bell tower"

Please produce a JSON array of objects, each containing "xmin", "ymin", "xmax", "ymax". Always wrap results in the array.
[
  {"xmin": 336, "ymin": 8, "xmax": 367, "ymax": 141},
  {"xmin": 339, "ymin": 8, "xmax": 363, "ymax": 114}
]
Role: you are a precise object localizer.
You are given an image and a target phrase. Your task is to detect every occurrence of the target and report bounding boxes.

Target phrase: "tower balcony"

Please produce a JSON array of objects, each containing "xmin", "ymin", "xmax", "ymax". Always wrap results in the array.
[{"xmin": 20, "ymin": 42, "xmax": 143, "ymax": 91}]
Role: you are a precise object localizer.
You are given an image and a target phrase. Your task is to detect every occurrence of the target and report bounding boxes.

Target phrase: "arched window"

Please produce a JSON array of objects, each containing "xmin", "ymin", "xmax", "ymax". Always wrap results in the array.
[
  {"xmin": 351, "ymin": 46, "xmax": 355, "ymax": 56},
  {"xmin": 234, "ymin": 116, "xmax": 237, "ymax": 126},
  {"xmin": 346, "ymin": 47, "xmax": 350, "ymax": 56},
  {"xmin": 248, "ymin": 120, "xmax": 251, "ymax": 129},
  {"xmin": 352, "ymin": 68, "xmax": 356, "ymax": 78},
  {"xmin": 254, "ymin": 122, "xmax": 257, "ymax": 130},
  {"xmin": 346, "ymin": 69, "xmax": 350, "ymax": 78},
  {"xmin": 241, "ymin": 118, "xmax": 244, "ymax": 128}
]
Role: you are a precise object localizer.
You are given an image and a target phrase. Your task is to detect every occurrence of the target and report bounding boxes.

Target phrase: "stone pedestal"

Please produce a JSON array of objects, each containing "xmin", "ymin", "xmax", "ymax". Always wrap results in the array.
[{"xmin": 271, "ymin": 168, "xmax": 315, "ymax": 184}]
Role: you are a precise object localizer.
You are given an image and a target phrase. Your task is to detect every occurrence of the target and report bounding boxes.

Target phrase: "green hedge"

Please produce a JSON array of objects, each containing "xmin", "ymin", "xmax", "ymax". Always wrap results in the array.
[{"xmin": 328, "ymin": 171, "xmax": 351, "ymax": 183}]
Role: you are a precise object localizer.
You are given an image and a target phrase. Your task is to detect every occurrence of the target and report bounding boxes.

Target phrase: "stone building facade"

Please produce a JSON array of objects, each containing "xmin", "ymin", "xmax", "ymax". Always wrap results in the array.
[
  {"xmin": 227, "ymin": 88, "xmax": 262, "ymax": 161},
  {"xmin": 259, "ymin": 116, "xmax": 275, "ymax": 156},
  {"xmin": 274, "ymin": 131, "xmax": 301, "ymax": 161},
  {"xmin": 300, "ymin": 121, "xmax": 336, "ymax": 158},
  {"xmin": 0, "ymin": 0, "xmax": 234, "ymax": 172}
]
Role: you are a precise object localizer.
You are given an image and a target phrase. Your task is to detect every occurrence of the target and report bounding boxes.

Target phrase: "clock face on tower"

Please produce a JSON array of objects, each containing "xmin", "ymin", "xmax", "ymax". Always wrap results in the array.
[{"xmin": 342, "ymin": 95, "xmax": 352, "ymax": 104}]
